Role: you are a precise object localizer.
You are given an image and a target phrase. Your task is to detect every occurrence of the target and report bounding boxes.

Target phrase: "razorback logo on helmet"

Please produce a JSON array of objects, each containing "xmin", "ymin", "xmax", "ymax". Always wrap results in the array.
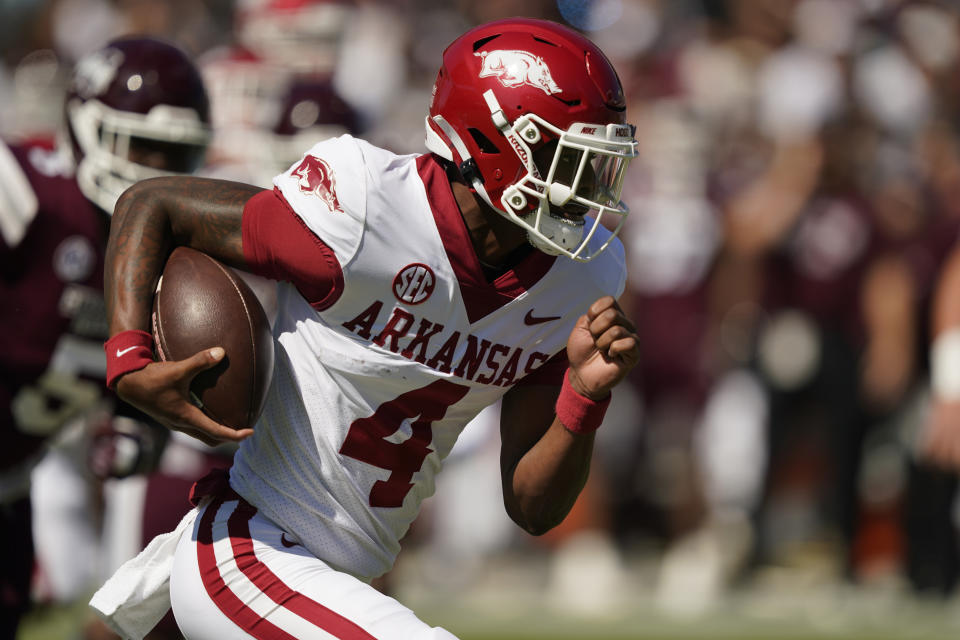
[
  {"xmin": 475, "ymin": 50, "xmax": 561, "ymax": 95},
  {"xmin": 293, "ymin": 155, "xmax": 343, "ymax": 213},
  {"xmin": 392, "ymin": 263, "xmax": 436, "ymax": 305},
  {"xmin": 72, "ymin": 48, "xmax": 124, "ymax": 99}
]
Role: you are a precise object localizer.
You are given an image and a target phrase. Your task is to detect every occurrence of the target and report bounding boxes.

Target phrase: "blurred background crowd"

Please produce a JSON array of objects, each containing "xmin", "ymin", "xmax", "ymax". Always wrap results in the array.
[{"xmin": 5, "ymin": 0, "xmax": 960, "ymax": 637}]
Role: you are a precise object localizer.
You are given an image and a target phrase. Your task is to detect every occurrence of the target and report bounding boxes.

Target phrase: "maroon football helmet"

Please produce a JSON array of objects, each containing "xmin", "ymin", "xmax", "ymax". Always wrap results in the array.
[
  {"xmin": 269, "ymin": 77, "xmax": 359, "ymax": 172},
  {"xmin": 425, "ymin": 18, "xmax": 638, "ymax": 262},
  {"xmin": 65, "ymin": 37, "xmax": 212, "ymax": 212}
]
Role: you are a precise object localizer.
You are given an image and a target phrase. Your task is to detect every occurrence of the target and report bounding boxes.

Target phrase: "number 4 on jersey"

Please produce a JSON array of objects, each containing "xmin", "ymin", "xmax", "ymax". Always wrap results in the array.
[{"xmin": 339, "ymin": 379, "xmax": 469, "ymax": 507}]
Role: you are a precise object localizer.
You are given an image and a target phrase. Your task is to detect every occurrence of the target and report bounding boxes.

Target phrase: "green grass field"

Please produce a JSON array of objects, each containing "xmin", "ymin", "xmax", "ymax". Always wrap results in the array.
[
  {"xmin": 17, "ymin": 547, "xmax": 960, "ymax": 640},
  {"xmin": 17, "ymin": 594, "xmax": 960, "ymax": 640}
]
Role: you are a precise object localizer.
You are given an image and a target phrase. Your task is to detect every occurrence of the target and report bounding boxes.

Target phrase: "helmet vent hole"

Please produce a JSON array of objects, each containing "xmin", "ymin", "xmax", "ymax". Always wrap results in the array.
[
  {"xmin": 532, "ymin": 36, "xmax": 559, "ymax": 47},
  {"xmin": 468, "ymin": 128, "xmax": 500, "ymax": 154},
  {"xmin": 472, "ymin": 35, "xmax": 500, "ymax": 51}
]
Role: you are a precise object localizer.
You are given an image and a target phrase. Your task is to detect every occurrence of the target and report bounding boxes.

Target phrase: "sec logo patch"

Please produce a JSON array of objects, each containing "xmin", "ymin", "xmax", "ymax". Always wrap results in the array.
[{"xmin": 393, "ymin": 263, "xmax": 435, "ymax": 305}]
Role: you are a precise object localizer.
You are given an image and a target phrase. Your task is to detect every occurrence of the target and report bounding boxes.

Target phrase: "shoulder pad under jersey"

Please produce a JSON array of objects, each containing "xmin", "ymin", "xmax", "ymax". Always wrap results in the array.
[{"xmin": 273, "ymin": 134, "xmax": 367, "ymax": 266}]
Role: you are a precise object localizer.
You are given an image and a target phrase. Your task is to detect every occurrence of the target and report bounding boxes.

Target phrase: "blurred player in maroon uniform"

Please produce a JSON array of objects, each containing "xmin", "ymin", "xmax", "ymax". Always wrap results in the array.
[
  {"xmin": 712, "ymin": 100, "xmax": 960, "ymax": 584},
  {"xmin": 0, "ymin": 36, "xmax": 210, "ymax": 635}
]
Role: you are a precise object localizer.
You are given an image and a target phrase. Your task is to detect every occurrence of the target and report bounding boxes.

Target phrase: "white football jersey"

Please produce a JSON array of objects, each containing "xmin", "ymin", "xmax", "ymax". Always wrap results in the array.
[{"xmin": 230, "ymin": 135, "xmax": 626, "ymax": 581}]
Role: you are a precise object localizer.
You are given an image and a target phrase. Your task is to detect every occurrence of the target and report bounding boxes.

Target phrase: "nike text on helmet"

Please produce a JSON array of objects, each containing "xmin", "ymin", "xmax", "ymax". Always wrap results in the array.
[
  {"xmin": 424, "ymin": 18, "xmax": 639, "ymax": 262},
  {"xmin": 65, "ymin": 37, "xmax": 212, "ymax": 213}
]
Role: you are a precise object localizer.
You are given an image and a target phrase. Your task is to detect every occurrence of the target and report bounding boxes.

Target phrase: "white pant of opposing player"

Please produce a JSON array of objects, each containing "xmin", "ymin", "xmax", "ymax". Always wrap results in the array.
[{"xmin": 170, "ymin": 495, "xmax": 457, "ymax": 640}]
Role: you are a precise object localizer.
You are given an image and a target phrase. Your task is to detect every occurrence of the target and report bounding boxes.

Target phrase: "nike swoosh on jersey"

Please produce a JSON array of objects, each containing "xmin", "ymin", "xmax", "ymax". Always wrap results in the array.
[
  {"xmin": 280, "ymin": 533, "xmax": 301, "ymax": 548},
  {"xmin": 116, "ymin": 346, "xmax": 139, "ymax": 357},
  {"xmin": 524, "ymin": 309, "xmax": 562, "ymax": 325}
]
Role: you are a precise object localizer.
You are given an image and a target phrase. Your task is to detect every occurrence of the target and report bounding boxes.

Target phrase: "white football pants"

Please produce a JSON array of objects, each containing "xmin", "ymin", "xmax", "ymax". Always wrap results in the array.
[{"xmin": 169, "ymin": 494, "xmax": 457, "ymax": 640}]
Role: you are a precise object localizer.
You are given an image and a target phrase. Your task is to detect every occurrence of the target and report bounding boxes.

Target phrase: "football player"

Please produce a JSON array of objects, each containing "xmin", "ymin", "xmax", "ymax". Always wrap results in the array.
[
  {"xmin": 0, "ymin": 36, "xmax": 210, "ymax": 635},
  {"xmin": 92, "ymin": 18, "xmax": 640, "ymax": 639}
]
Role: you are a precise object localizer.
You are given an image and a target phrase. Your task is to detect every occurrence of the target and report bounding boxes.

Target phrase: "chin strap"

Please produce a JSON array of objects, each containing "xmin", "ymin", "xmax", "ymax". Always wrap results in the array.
[
  {"xmin": 482, "ymin": 89, "xmax": 541, "ymax": 182},
  {"xmin": 425, "ymin": 114, "xmax": 498, "ymax": 211}
]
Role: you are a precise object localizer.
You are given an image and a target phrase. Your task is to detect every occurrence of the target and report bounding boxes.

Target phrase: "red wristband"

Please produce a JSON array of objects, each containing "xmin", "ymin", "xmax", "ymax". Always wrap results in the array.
[
  {"xmin": 105, "ymin": 330, "xmax": 155, "ymax": 389},
  {"xmin": 555, "ymin": 370, "xmax": 611, "ymax": 435}
]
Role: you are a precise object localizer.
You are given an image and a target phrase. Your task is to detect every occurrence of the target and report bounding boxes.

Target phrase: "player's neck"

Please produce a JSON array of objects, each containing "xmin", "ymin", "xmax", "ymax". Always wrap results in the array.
[{"xmin": 450, "ymin": 180, "xmax": 530, "ymax": 273}]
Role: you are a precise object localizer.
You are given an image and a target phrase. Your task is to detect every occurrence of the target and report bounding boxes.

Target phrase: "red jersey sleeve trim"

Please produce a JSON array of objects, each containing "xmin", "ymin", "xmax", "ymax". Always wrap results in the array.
[{"xmin": 242, "ymin": 188, "xmax": 344, "ymax": 311}]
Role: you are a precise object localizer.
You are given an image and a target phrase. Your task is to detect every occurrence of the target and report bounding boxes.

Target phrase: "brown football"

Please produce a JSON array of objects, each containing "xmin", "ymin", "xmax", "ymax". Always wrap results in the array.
[{"xmin": 151, "ymin": 247, "xmax": 274, "ymax": 430}]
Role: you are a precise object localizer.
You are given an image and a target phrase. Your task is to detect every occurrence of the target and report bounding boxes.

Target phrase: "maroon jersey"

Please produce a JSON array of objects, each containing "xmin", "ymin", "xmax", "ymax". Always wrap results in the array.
[
  {"xmin": 762, "ymin": 193, "xmax": 875, "ymax": 341},
  {"xmin": 0, "ymin": 140, "xmax": 108, "ymax": 473}
]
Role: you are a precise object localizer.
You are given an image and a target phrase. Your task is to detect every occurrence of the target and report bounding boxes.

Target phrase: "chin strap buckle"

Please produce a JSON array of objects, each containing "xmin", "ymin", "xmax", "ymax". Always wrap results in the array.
[{"xmin": 459, "ymin": 158, "xmax": 482, "ymax": 185}]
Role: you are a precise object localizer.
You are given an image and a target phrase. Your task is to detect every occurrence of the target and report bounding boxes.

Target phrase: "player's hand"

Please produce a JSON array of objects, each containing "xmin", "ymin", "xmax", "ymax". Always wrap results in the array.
[
  {"xmin": 114, "ymin": 347, "xmax": 253, "ymax": 446},
  {"xmin": 920, "ymin": 399, "xmax": 960, "ymax": 470},
  {"xmin": 566, "ymin": 296, "xmax": 640, "ymax": 400}
]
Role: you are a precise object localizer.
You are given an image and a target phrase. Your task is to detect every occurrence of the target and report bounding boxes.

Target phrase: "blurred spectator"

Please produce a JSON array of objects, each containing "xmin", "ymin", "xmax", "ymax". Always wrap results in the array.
[
  {"xmin": 589, "ymin": 0, "xmax": 960, "ymax": 615},
  {"xmin": 698, "ymin": 0, "xmax": 960, "ymax": 599},
  {"xmin": 918, "ymin": 239, "xmax": 960, "ymax": 597}
]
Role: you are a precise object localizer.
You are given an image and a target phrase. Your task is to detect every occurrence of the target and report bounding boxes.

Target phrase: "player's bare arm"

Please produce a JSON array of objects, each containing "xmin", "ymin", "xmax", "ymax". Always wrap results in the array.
[
  {"xmin": 924, "ymin": 245, "xmax": 960, "ymax": 469},
  {"xmin": 106, "ymin": 176, "xmax": 261, "ymax": 333},
  {"xmin": 500, "ymin": 296, "xmax": 639, "ymax": 535},
  {"xmin": 105, "ymin": 176, "xmax": 263, "ymax": 445}
]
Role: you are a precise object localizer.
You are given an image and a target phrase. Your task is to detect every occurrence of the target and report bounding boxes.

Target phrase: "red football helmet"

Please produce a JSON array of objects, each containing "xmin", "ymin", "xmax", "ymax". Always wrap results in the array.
[
  {"xmin": 65, "ymin": 37, "xmax": 212, "ymax": 212},
  {"xmin": 425, "ymin": 18, "xmax": 638, "ymax": 262}
]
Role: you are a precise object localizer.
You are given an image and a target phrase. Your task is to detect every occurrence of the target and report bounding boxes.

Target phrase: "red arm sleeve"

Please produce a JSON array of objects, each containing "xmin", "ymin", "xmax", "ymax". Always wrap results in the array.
[{"xmin": 242, "ymin": 188, "xmax": 344, "ymax": 310}]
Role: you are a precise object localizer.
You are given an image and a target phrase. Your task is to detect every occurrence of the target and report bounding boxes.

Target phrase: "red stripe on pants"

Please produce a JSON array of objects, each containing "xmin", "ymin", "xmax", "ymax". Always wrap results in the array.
[
  {"xmin": 196, "ymin": 497, "xmax": 297, "ymax": 640},
  {"xmin": 226, "ymin": 501, "xmax": 377, "ymax": 639}
]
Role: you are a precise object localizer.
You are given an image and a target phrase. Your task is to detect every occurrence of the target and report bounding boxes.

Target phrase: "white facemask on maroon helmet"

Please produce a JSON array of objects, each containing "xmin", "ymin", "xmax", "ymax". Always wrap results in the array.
[{"xmin": 65, "ymin": 37, "xmax": 212, "ymax": 212}]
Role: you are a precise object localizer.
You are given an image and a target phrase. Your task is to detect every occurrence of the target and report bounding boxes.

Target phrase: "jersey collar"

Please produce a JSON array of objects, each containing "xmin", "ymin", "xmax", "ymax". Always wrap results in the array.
[{"xmin": 417, "ymin": 153, "xmax": 556, "ymax": 324}]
